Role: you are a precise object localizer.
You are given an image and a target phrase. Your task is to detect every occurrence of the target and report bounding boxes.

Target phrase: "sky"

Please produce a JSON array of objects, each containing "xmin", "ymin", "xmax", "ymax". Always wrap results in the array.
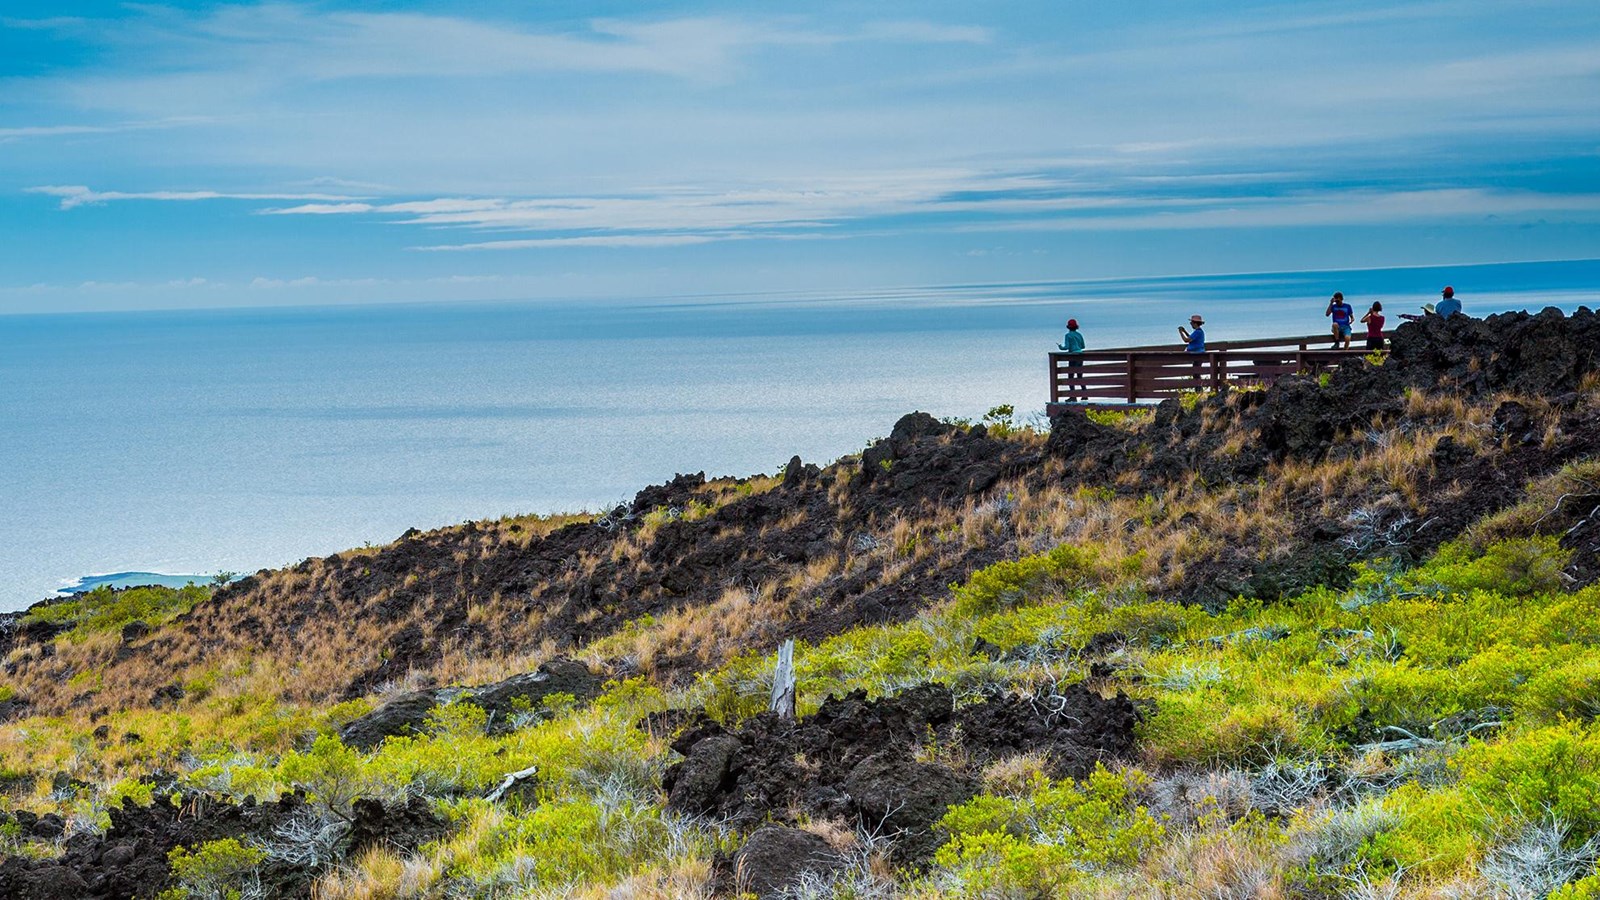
[{"xmin": 2, "ymin": 1, "xmax": 1598, "ymax": 314}]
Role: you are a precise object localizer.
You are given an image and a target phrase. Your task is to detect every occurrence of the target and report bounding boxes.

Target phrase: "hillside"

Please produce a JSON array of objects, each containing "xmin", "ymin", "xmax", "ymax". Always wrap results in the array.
[{"xmin": 3, "ymin": 307, "xmax": 1600, "ymax": 899}]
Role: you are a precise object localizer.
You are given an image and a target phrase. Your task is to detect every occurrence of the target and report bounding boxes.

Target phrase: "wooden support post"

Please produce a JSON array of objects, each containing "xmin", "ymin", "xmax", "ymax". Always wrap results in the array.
[
  {"xmin": 1048, "ymin": 355, "xmax": 1060, "ymax": 404},
  {"xmin": 1126, "ymin": 354, "xmax": 1138, "ymax": 404},
  {"xmin": 770, "ymin": 639, "xmax": 796, "ymax": 719}
]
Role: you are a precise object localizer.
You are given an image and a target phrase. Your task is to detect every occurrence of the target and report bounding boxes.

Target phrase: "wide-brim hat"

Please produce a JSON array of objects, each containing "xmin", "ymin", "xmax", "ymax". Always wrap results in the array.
[{"xmin": 1189, "ymin": 315, "xmax": 1205, "ymax": 325}]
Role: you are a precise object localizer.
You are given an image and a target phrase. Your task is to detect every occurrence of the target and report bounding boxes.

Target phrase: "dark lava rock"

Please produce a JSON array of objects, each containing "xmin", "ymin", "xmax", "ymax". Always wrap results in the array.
[
  {"xmin": 855, "ymin": 412, "xmax": 1035, "ymax": 517},
  {"xmin": 346, "ymin": 796, "xmax": 449, "ymax": 857},
  {"xmin": 469, "ymin": 658, "xmax": 605, "ymax": 735},
  {"xmin": 733, "ymin": 826, "xmax": 843, "ymax": 898},
  {"xmin": 1493, "ymin": 400, "xmax": 1539, "ymax": 446},
  {"xmin": 846, "ymin": 754, "xmax": 977, "ymax": 861},
  {"xmin": 0, "ymin": 864, "xmax": 89, "ymax": 900},
  {"xmin": 14, "ymin": 618, "xmax": 67, "ymax": 646},
  {"xmin": 1045, "ymin": 405, "xmax": 1111, "ymax": 459},
  {"xmin": 339, "ymin": 690, "xmax": 439, "ymax": 750},
  {"xmin": 663, "ymin": 682, "xmax": 1139, "ymax": 862},
  {"xmin": 664, "ymin": 734, "xmax": 743, "ymax": 815},
  {"xmin": 782, "ymin": 455, "xmax": 820, "ymax": 486},
  {"xmin": 340, "ymin": 659, "xmax": 605, "ymax": 749},
  {"xmin": 0, "ymin": 790, "xmax": 450, "ymax": 900},
  {"xmin": 148, "ymin": 684, "xmax": 185, "ymax": 708},
  {"xmin": 119, "ymin": 621, "xmax": 150, "ymax": 644},
  {"xmin": 28, "ymin": 813, "xmax": 64, "ymax": 839},
  {"xmin": 1432, "ymin": 434, "xmax": 1473, "ymax": 466},
  {"xmin": 630, "ymin": 471, "xmax": 708, "ymax": 516},
  {"xmin": 0, "ymin": 693, "xmax": 29, "ymax": 724},
  {"xmin": 0, "ymin": 792, "xmax": 302, "ymax": 900}
]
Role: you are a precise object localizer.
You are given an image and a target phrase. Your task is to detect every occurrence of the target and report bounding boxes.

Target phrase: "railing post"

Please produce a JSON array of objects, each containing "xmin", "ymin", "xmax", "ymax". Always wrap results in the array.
[
  {"xmin": 1049, "ymin": 354, "xmax": 1060, "ymax": 404},
  {"xmin": 1126, "ymin": 354, "xmax": 1138, "ymax": 404},
  {"xmin": 1213, "ymin": 351, "xmax": 1225, "ymax": 389}
]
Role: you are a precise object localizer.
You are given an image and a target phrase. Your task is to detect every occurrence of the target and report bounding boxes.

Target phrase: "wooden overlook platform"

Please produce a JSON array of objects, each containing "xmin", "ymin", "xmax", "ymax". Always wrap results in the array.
[{"xmin": 1048, "ymin": 333, "xmax": 1382, "ymax": 408}]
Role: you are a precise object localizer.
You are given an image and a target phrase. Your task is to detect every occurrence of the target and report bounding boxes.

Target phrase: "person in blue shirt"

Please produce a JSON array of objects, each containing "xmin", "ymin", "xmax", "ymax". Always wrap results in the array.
[
  {"xmin": 1179, "ymin": 314, "xmax": 1206, "ymax": 352},
  {"xmin": 1059, "ymin": 318, "xmax": 1085, "ymax": 353},
  {"xmin": 1058, "ymin": 318, "xmax": 1085, "ymax": 400},
  {"xmin": 1326, "ymin": 291, "xmax": 1355, "ymax": 348},
  {"xmin": 1435, "ymin": 285, "xmax": 1462, "ymax": 317},
  {"xmin": 1400, "ymin": 286, "xmax": 1463, "ymax": 322}
]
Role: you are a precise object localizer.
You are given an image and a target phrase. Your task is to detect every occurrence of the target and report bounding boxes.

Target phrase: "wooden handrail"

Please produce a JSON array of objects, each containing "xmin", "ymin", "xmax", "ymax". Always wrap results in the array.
[
  {"xmin": 1047, "ymin": 333, "xmax": 1367, "ymax": 356},
  {"xmin": 1048, "ymin": 333, "xmax": 1382, "ymax": 406}
]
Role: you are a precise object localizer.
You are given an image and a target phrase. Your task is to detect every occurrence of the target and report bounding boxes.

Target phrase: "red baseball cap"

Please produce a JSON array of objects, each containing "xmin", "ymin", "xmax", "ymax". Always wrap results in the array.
[
  {"xmin": 1067, "ymin": 318, "xmax": 1079, "ymax": 329},
  {"xmin": 1442, "ymin": 286, "xmax": 1454, "ymax": 297}
]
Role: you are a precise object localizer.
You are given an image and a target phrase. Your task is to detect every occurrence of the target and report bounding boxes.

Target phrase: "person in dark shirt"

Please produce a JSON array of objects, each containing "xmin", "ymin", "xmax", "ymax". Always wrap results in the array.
[
  {"xmin": 1326, "ymin": 292, "xmax": 1354, "ymax": 349},
  {"xmin": 1361, "ymin": 301, "xmax": 1386, "ymax": 351}
]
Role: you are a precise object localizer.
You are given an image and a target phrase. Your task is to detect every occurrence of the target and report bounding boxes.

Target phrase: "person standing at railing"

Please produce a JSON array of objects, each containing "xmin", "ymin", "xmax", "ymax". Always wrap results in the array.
[
  {"xmin": 1179, "ymin": 314, "xmax": 1206, "ymax": 385},
  {"xmin": 1179, "ymin": 315, "xmax": 1205, "ymax": 352},
  {"xmin": 1361, "ymin": 302, "xmax": 1385, "ymax": 351},
  {"xmin": 1058, "ymin": 318, "xmax": 1085, "ymax": 400},
  {"xmin": 1326, "ymin": 292, "xmax": 1355, "ymax": 349}
]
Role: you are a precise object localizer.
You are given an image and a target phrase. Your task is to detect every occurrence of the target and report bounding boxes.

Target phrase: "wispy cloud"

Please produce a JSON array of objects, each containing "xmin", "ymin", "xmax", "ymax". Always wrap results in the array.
[
  {"xmin": 50, "ymin": 164, "xmax": 1600, "ymax": 252},
  {"xmin": 415, "ymin": 234, "xmax": 725, "ymax": 251},
  {"xmin": 28, "ymin": 185, "xmax": 365, "ymax": 210},
  {"xmin": 0, "ymin": 117, "xmax": 209, "ymax": 144}
]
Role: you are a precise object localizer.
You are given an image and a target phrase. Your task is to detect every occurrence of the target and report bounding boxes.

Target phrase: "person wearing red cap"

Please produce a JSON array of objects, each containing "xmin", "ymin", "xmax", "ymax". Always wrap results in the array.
[
  {"xmin": 1058, "ymin": 318, "xmax": 1085, "ymax": 400},
  {"xmin": 1436, "ymin": 286, "xmax": 1462, "ymax": 317}
]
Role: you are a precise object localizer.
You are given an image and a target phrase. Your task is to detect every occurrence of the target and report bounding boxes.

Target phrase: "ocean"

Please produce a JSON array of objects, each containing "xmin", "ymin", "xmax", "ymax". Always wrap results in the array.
[{"xmin": 4, "ymin": 259, "xmax": 1597, "ymax": 611}]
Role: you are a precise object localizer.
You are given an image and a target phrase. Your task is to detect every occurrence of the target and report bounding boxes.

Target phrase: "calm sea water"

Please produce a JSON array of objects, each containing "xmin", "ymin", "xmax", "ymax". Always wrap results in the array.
[{"xmin": 4, "ymin": 259, "xmax": 1597, "ymax": 611}]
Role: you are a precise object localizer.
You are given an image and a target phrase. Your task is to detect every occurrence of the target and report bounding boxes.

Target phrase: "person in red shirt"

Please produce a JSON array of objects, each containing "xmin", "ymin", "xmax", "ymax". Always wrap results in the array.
[{"xmin": 1361, "ymin": 301, "xmax": 1386, "ymax": 351}]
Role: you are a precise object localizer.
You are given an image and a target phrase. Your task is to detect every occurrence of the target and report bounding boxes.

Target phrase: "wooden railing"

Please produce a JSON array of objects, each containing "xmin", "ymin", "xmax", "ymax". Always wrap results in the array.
[{"xmin": 1048, "ymin": 334, "xmax": 1380, "ymax": 405}]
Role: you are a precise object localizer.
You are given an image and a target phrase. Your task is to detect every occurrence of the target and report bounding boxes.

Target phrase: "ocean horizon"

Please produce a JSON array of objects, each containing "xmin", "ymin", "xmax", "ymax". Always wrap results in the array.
[{"xmin": 5, "ymin": 258, "xmax": 1598, "ymax": 612}]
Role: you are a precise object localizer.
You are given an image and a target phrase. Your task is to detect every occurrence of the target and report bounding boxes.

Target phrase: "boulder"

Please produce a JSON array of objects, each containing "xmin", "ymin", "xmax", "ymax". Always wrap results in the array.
[
  {"xmin": 338, "ymin": 690, "xmax": 439, "ymax": 750},
  {"xmin": 664, "ymin": 734, "xmax": 742, "ymax": 815},
  {"xmin": 845, "ymin": 754, "xmax": 978, "ymax": 861},
  {"xmin": 339, "ymin": 658, "xmax": 605, "ymax": 749},
  {"xmin": 469, "ymin": 658, "xmax": 604, "ymax": 734},
  {"xmin": 734, "ymin": 826, "xmax": 843, "ymax": 898}
]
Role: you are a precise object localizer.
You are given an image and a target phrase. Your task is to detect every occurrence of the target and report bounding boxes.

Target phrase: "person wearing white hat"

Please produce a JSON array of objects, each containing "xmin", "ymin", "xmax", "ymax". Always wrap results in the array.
[{"xmin": 1179, "ymin": 314, "xmax": 1206, "ymax": 353}]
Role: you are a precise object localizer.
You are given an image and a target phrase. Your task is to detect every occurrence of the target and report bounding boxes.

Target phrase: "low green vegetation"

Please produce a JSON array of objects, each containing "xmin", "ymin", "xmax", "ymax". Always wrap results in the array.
[
  {"xmin": 5, "ymin": 519, "xmax": 1600, "ymax": 896},
  {"xmin": 19, "ymin": 583, "xmax": 209, "ymax": 643}
]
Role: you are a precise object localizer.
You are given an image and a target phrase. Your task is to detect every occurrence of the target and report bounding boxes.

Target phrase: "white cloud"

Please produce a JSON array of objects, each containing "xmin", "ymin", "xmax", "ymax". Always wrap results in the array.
[
  {"xmin": 414, "ymin": 234, "xmax": 724, "ymax": 251},
  {"xmin": 28, "ymin": 185, "xmax": 365, "ymax": 210},
  {"xmin": 0, "ymin": 117, "xmax": 210, "ymax": 143}
]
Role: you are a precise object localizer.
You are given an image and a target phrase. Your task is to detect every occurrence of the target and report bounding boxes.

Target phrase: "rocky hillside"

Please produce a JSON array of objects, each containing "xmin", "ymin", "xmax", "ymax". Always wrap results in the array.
[
  {"xmin": 3, "ymin": 306, "xmax": 1600, "ymax": 899},
  {"xmin": 5, "ymin": 308, "xmax": 1597, "ymax": 720}
]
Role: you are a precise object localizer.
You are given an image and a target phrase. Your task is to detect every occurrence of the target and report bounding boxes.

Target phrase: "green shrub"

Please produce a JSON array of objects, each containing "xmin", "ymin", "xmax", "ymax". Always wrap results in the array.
[
  {"xmin": 1364, "ymin": 784, "xmax": 1481, "ymax": 876},
  {"xmin": 276, "ymin": 734, "xmax": 384, "ymax": 819},
  {"xmin": 1409, "ymin": 537, "xmax": 1569, "ymax": 598},
  {"xmin": 932, "ymin": 765, "xmax": 1164, "ymax": 896},
  {"xmin": 162, "ymin": 838, "xmax": 265, "ymax": 900},
  {"xmin": 1457, "ymin": 722, "xmax": 1600, "ymax": 838},
  {"xmin": 951, "ymin": 544, "xmax": 1102, "ymax": 617},
  {"xmin": 21, "ymin": 584, "xmax": 208, "ymax": 642}
]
